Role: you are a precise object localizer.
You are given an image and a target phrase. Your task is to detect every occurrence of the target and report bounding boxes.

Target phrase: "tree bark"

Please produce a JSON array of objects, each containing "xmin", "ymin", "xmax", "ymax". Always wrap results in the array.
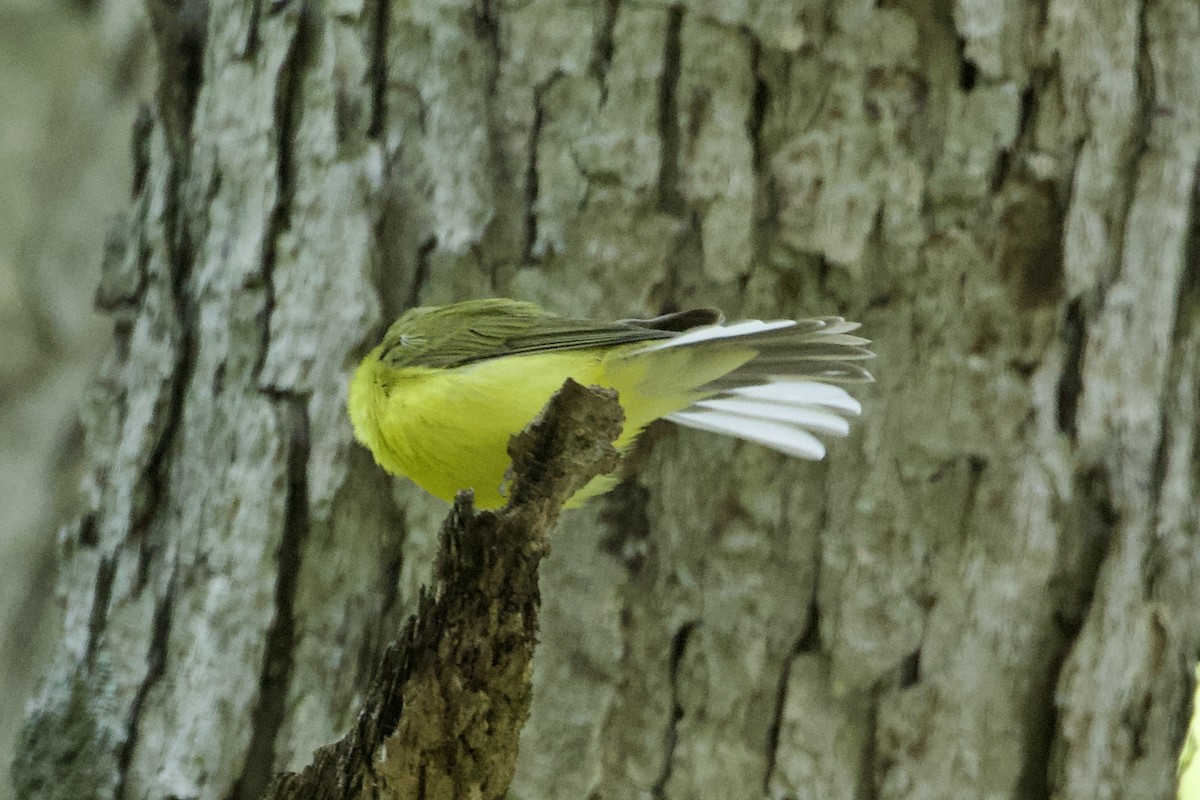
[{"xmin": 12, "ymin": 1, "xmax": 1200, "ymax": 800}]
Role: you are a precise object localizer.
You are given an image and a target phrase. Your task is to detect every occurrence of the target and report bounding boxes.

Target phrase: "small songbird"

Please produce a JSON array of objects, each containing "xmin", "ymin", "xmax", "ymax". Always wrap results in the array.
[{"xmin": 348, "ymin": 298, "xmax": 873, "ymax": 509}]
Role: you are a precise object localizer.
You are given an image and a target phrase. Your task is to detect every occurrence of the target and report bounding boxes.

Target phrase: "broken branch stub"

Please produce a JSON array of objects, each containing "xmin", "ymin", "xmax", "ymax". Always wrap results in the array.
[{"xmin": 267, "ymin": 379, "xmax": 624, "ymax": 800}]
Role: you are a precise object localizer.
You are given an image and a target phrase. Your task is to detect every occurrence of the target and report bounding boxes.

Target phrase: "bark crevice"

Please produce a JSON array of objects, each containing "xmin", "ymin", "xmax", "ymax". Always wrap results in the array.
[
  {"xmin": 521, "ymin": 77, "xmax": 555, "ymax": 265},
  {"xmin": 656, "ymin": 6, "xmax": 684, "ymax": 215},
  {"xmin": 650, "ymin": 619, "xmax": 697, "ymax": 799},
  {"xmin": 367, "ymin": 0, "xmax": 390, "ymax": 139},
  {"xmin": 129, "ymin": 156, "xmax": 193, "ymax": 555},
  {"xmin": 229, "ymin": 400, "xmax": 311, "ymax": 800},
  {"xmin": 1055, "ymin": 298, "xmax": 1087, "ymax": 439},
  {"xmin": 145, "ymin": 0, "xmax": 207, "ymax": 159},
  {"xmin": 761, "ymin": 630, "xmax": 811, "ymax": 794},
  {"xmin": 590, "ymin": 0, "xmax": 619, "ymax": 101},
  {"xmin": 113, "ymin": 569, "xmax": 177, "ymax": 800},
  {"xmin": 83, "ymin": 557, "xmax": 116, "ymax": 669},
  {"xmin": 746, "ymin": 32, "xmax": 768, "ymax": 175},
  {"xmin": 256, "ymin": 6, "xmax": 312, "ymax": 390}
]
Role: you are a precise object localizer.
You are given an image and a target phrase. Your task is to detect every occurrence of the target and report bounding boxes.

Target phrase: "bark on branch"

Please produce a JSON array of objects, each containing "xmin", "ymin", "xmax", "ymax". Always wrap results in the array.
[{"xmin": 267, "ymin": 380, "xmax": 624, "ymax": 800}]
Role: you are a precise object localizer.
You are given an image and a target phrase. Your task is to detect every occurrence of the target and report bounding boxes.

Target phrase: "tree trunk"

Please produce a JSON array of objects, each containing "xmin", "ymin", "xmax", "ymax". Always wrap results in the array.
[{"xmin": 12, "ymin": 1, "xmax": 1199, "ymax": 799}]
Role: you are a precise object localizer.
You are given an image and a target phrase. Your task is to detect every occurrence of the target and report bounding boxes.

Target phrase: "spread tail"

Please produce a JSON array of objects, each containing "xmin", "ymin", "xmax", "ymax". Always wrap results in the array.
[{"xmin": 636, "ymin": 316, "xmax": 873, "ymax": 459}]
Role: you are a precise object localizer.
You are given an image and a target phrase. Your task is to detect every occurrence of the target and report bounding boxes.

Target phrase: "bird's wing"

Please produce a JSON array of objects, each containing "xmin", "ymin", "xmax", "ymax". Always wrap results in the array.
[
  {"xmin": 384, "ymin": 303, "xmax": 721, "ymax": 369},
  {"xmin": 442, "ymin": 318, "xmax": 678, "ymax": 366}
]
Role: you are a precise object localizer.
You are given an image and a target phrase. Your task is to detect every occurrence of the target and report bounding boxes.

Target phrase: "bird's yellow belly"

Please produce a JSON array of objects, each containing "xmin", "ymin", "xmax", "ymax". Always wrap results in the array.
[
  {"xmin": 376, "ymin": 351, "xmax": 617, "ymax": 508},
  {"xmin": 352, "ymin": 340, "xmax": 756, "ymax": 509}
]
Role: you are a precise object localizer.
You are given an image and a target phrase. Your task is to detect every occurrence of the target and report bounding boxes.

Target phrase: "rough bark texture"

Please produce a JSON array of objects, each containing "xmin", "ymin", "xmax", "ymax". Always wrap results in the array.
[{"xmin": 11, "ymin": 2, "xmax": 1200, "ymax": 800}]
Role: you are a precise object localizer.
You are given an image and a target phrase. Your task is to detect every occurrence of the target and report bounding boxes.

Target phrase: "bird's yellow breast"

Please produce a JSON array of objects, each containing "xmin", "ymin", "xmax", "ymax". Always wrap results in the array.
[{"xmin": 350, "ymin": 348, "xmax": 630, "ymax": 508}]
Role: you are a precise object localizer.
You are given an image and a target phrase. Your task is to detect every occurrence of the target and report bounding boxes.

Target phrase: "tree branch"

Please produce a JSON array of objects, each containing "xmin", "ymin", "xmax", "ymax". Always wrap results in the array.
[{"xmin": 267, "ymin": 379, "xmax": 624, "ymax": 800}]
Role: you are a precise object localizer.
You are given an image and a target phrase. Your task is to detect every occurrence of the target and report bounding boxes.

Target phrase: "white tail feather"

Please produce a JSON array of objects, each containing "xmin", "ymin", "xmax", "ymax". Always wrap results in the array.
[
  {"xmin": 818, "ymin": 333, "xmax": 872, "ymax": 347},
  {"xmin": 730, "ymin": 381, "xmax": 862, "ymax": 414},
  {"xmin": 637, "ymin": 315, "xmax": 870, "ymax": 460},
  {"xmin": 636, "ymin": 319, "xmax": 796, "ymax": 351},
  {"xmin": 815, "ymin": 319, "xmax": 862, "ymax": 336},
  {"xmin": 692, "ymin": 397, "xmax": 851, "ymax": 436},
  {"xmin": 666, "ymin": 410, "xmax": 827, "ymax": 459}
]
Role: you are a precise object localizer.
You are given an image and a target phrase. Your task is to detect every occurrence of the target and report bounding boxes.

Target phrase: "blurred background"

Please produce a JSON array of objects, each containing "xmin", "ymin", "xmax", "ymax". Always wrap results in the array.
[{"xmin": 0, "ymin": 1, "xmax": 148, "ymax": 795}]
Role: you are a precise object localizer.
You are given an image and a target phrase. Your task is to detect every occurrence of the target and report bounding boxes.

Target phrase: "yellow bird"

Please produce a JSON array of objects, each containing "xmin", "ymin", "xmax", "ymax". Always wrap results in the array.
[{"xmin": 348, "ymin": 299, "xmax": 873, "ymax": 510}]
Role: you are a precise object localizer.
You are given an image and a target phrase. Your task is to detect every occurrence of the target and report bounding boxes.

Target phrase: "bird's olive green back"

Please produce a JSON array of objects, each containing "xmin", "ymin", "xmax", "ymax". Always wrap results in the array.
[{"xmin": 377, "ymin": 299, "xmax": 721, "ymax": 369}]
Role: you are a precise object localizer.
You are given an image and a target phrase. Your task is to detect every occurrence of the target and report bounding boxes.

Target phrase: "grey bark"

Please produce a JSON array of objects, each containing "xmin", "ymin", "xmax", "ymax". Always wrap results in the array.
[{"xmin": 11, "ymin": 1, "xmax": 1200, "ymax": 800}]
